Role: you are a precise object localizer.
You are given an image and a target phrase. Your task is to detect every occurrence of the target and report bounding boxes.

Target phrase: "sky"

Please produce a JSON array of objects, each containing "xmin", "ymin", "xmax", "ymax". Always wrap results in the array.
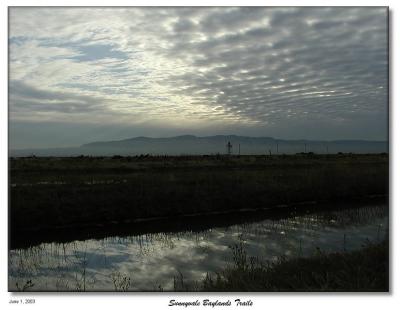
[{"xmin": 9, "ymin": 7, "xmax": 388, "ymax": 149}]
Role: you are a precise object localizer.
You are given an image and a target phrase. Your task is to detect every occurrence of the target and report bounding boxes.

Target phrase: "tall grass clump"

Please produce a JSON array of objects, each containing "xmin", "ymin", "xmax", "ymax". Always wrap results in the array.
[{"xmin": 202, "ymin": 239, "xmax": 389, "ymax": 292}]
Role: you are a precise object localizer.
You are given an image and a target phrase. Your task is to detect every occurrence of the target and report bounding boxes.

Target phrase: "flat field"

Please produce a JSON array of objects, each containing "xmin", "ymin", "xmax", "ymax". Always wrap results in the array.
[{"xmin": 10, "ymin": 154, "xmax": 388, "ymax": 247}]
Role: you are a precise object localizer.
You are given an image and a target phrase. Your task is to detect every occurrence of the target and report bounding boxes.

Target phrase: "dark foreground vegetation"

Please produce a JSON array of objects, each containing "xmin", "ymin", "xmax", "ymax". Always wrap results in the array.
[
  {"xmin": 192, "ymin": 239, "xmax": 389, "ymax": 292},
  {"xmin": 10, "ymin": 154, "xmax": 388, "ymax": 247}
]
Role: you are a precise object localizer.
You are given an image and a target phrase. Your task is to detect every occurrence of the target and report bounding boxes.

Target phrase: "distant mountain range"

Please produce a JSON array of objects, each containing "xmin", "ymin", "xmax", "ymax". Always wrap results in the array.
[{"xmin": 10, "ymin": 135, "xmax": 388, "ymax": 157}]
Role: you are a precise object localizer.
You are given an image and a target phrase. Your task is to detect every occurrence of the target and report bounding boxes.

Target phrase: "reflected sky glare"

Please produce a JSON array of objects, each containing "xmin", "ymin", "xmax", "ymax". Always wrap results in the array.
[{"xmin": 9, "ymin": 205, "xmax": 388, "ymax": 291}]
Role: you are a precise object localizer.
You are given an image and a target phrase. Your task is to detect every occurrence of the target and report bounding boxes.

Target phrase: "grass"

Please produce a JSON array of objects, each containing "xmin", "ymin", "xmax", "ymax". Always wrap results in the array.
[
  {"xmin": 11, "ymin": 239, "xmax": 389, "ymax": 292},
  {"xmin": 10, "ymin": 154, "xmax": 388, "ymax": 246},
  {"xmin": 199, "ymin": 239, "xmax": 389, "ymax": 292}
]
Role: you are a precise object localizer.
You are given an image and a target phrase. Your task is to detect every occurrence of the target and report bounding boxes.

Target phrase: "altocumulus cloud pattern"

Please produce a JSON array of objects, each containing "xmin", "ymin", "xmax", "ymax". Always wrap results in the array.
[{"xmin": 9, "ymin": 7, "xmax": 388, "ymax": 146}]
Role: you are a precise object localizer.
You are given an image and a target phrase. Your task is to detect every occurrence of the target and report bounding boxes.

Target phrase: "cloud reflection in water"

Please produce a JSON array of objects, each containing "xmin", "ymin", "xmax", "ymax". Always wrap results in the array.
[{"xmin": 9, "ymin": 205, "xmax": 388, "ymax": 291}]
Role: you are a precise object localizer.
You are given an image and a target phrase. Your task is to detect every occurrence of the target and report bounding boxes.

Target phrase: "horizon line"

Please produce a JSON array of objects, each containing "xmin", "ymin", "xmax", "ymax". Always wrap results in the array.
[{"xmin": 10, "ymin": 134, "xmax": 389, "ymax": 151}]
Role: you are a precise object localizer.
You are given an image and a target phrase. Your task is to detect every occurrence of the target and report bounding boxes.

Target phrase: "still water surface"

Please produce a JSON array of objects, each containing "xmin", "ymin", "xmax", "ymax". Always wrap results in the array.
[{"xmin": 9, "ymin": 204, "xmax": 388, "ymax": 291}]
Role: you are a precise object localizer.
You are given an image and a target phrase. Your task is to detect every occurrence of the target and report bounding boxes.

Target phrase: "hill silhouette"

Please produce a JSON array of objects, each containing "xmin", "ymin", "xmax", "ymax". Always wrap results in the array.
[{"xmin": 10, "ymin": 135, "xmax": 388, "ymax": 156}]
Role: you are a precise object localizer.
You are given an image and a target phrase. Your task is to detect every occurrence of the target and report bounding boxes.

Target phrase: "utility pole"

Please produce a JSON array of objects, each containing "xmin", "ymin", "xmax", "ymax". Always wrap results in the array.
[
  {"xmin": 226, "ymin": 141, "xmax": 232, "ymax": 155},
  {"xmin": 304, "ymin": 143, "xmax": 307, "ymax": 153},
  {"xmin": 238, "ymin": 144, "xmax": 241, "ymax": 156},
  {"xmin": 276, "ymin": 141, "xmax": 279, "ymax": 154}
]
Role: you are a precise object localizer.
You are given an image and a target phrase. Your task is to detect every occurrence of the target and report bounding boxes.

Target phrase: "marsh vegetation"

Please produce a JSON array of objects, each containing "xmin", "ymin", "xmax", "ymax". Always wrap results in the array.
[
  {"xmin": 200, "ymin": 238, "xmax": 388, "ymax": 292},
  {"xmin": 9, "ymin": 204, "xmax": 388, "ymax": 291},
  {"xmin": 9, "ymin": 154, "xmax": 389, "ymax": 291},
  {"xmin": 10, "ymin": 154, "xmax": 388, "ymax": 247}
]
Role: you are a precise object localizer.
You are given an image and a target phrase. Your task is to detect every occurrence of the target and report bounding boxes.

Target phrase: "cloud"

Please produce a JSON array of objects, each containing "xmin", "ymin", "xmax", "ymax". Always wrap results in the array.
[
  {"xmin": 161, "ymin": 8, "xmax": 387, "ymax": 124},
  {"xmin": 9, "ymin": 7, "xmax": 388, "ymax": 146},
  {"xmin": 9, "ymin": 80, "xmax": 108, "ymax": 114}
]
